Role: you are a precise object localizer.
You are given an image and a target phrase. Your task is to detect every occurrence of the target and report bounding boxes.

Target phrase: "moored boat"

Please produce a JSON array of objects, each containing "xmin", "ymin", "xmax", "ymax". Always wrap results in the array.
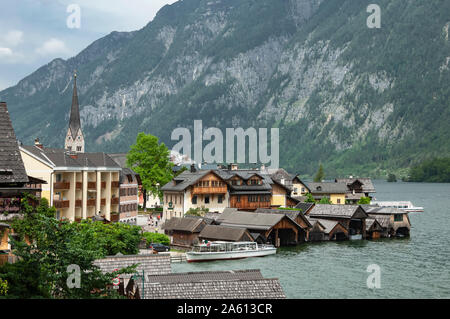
[
  {"xmin": 186, "ymin": 241, "xmax": 277, "ymax": 263},
  {"xmin": 372, "ymin": 201, "xmax": 424, "ymax": 212}
]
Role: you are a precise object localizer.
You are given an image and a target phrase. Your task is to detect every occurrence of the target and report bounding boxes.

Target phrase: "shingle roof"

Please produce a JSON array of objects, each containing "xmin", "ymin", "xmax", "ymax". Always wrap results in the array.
[
  {"xmin": 335, "ymin": 178, "xmax": 376, "ymax": 193},
  {"xmin": 146, "ymin": 269, "xmax": 264, "ymax": 284},
  {"xmin": 294, "ymin": 202, "xmax": 315, "ymax": 213},
  {"xmin": 307, "ymin": 182, "xmax": 348, "ymax": 194},
  {"xmin": 367, "ymin": 214, "xmax": 391, "ymax": 228},
  {"xmin": 20, "ymin": 145, "xmax": 120, "ymax": 169},
  {"xmin": 143, "ymin": 274, "xmax": 286, "ymax": 299},
  {"xmin": 199, "ymin": 225, "xmax": 250, "ymax": 241},
  {"xmin": 361, "ymin": 205, "xmax": 406, "ymax": 215},
  {"xmin": 94, "ymin": 254, "xmax": 171, "ymax": 276},
  {"xmin": 307, "ymin": 204, "xmax": 368, "ymax": 219},
  {"xmin": 365, "ymin": 217, "xmax": 382, "ymax": 231},
  {"xmin": 307, "ymin": 217, "xmax": 342, "ymax": 234},
  {"xmin": 217, "ymin": 210, "xmax": 302, "ymax": 231},
  {"xmin": 108, "ymin": 153, "xmax": 140, "ymax": 183},
  {"xmin": 254, "ymin": 208, "xmax": 312, "ymax": 228},
  {"xmin": 162, "ymin": 217, "xmax": 206, "ymax": 232},
  {"xmin": 0, "ymin": 102, "xmax": 29, "ymax": 184}
]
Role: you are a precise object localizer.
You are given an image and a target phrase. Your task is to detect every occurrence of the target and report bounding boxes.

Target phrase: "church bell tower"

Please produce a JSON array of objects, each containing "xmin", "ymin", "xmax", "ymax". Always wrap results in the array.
[{"xmin": 65, "ymin": 72, "xmax": 85, "ymax": 153}]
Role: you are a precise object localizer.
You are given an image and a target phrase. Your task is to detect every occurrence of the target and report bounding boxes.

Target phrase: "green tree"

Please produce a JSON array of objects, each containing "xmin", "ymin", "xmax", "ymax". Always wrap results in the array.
[
  {"xmin": 387, "ymin": 173, "xmax": 397, "ymax": 182},
  {"xmin": 304, "ymin": 193, "xmax": 316, "ymax": 203},
  {"xmin": 319, "ymin": 197, "xmax": 332, "ymax": 204},
  {"xmin": 127, "ymin": 133, "xmax": 174, "ymax": 209},
  {"xmin": 357, "ymin": 197, "xmax": 371, "ymax": 205},
  {"xmin": 0, "ymin": 196, "xmax": 136, "ymax": 299},
  {"xmin": 0, "ymin": 278, "xmax": 7, "ymax": 296},
  {"xmin": 313, "ymin": 164, "xmax": 325, "ymax": 182}
]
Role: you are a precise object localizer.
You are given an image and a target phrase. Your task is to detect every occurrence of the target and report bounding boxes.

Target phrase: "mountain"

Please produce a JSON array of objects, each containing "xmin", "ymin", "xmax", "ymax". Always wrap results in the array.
[{"xmin": 1, "ymin": 0, "xmax": 449, "ymax": 178}]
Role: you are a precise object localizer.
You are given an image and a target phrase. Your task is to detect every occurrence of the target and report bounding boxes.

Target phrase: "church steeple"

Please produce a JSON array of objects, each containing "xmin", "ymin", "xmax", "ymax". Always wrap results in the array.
[{"xmin": 65, "ymin": 71, "xmax": 85, "ymax": 153}]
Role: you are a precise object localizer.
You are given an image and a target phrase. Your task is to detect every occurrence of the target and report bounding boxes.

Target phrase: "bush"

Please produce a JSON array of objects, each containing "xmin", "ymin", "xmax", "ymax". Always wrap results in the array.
[{"xmin": 142, "ymin": 232, "xmax": 170, "ymax": 246}]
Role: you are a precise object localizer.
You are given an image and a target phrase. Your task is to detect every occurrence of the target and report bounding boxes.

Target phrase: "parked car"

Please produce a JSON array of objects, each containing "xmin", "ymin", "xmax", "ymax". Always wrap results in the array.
[{"xmin": 149, "ymin": 243, "xmax": 169, "ymax": 252}]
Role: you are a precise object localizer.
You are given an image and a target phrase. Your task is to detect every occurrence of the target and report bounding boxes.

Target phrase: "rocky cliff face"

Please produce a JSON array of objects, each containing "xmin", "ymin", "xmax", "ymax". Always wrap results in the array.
[{"xmin": 1, "ymin": 0, "xmax": 449, "ymax": 176}]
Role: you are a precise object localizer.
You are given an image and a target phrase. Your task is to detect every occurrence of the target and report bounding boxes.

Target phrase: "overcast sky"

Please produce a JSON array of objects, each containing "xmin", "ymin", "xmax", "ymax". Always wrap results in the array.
[{"xmin": 0, "ymin": 0, "xmax": 177, "ymax": 91}]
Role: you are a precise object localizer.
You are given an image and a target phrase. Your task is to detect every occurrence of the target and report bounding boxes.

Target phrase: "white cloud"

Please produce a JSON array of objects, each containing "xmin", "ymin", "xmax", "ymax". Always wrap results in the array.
[
  {"xmin": 35, "ymin": 38, "xmax": 71, "ymax": 56},
  {"xmin": 2, "ymin": 30, "xmax": 24, "ymax": 47},
  {"xmin": 0, "ymin": 47, "xmax": 13, "ymax": 58}
]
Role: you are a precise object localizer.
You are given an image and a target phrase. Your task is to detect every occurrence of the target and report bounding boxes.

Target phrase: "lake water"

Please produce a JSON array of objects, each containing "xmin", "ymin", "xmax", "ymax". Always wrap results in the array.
[{"xmin": 172, "ymin": 181, "xmax": 450, "ymax": 298}]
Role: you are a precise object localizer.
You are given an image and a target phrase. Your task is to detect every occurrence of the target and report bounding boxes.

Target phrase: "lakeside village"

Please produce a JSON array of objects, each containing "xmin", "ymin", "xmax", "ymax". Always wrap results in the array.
[{"xmin": 0, "ymin": 75, "xmax": 414, "ymax": 299}]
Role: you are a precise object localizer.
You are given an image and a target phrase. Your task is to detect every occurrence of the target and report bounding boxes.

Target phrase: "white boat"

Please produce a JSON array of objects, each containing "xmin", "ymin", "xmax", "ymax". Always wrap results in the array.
[
  {"xmin": 372, "ymin": 201, "xmax": 424, "ymax": 212},
  {"xmin": 186, "ymin": 241, "xmax": 277, "ymax": 263}
]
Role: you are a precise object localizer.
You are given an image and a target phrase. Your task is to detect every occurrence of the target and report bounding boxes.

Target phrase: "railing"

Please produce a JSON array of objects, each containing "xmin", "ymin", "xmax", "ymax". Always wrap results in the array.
[
  {"xmin": 53, "ymin": 200, "xmax": 70, "ymax": 209},
  {"xmin": 101, "ymin": 181, "xmax": 106, "ymax": 189},
  {"xmin": 87, "ymin": 182, "xmax": 96, "ymax": 189},
  {"xmin": 101, "ymin": 198, "xmax": 106, "ymax": 206},
  {"xmin": 76, "ymin": 182, "xmax": 82, "ymax": 190},
  {"xmin": 54, "ymin": 182, "xmax": 70, "ymax": 190},
  {"xmin": 111, "ymin": 197, "xmax": 119, "ymax": 205},
  {"xmin": 75, "ymin": 199, "xmax": 82, "ymax": 208},
  {"xmin": 192, "ymin": 186, "xmax": 227, "ymax": 195},
  {"xmin": 111, "ymin": 181, "xmax": 120, "ymax": 188}
]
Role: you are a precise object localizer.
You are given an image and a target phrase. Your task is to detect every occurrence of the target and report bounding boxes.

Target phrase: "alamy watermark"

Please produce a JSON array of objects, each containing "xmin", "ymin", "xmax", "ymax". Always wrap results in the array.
[
  {"xmin": 171, "ymin": 120, "xmax": 279, "ymax": 169},
  {"xmin": 66, "ymin": 264, "xmax": 81, "ymax": 289},
  {"xmin": 366, "ymin": 264, "xmax": 381, "ymax": 289},
  {"xmin": 367, "ymin": 4, "xmax": 381, "ymax": 29},
  {"xmin": 67, "ymin": 4, "xmax": 81, "ymax": 29}
]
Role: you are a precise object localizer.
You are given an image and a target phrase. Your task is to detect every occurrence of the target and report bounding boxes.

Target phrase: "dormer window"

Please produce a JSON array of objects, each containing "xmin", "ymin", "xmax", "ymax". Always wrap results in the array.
[{"xmin": 316, "ymin": 186, "xmax": 322, "ymax": 191}]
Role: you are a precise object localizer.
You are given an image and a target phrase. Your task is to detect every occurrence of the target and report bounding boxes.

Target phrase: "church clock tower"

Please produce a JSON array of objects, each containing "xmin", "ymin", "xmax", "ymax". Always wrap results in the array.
[{"xmin": 65, "ymin": 72, "xmax": 85, "ymax": 153}]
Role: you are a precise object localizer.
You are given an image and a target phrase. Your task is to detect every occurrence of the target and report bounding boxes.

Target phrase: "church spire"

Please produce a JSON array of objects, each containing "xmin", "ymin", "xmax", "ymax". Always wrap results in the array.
[{"xmin": 65, "ymin": 71, "xmax": 85, "ymax": 153}]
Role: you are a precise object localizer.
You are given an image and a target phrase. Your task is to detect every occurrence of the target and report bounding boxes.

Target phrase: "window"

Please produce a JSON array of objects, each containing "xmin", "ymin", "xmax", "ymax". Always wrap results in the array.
[
  {"xmin": 236, "ymin": 195, "xmax": 241, "ymax": 203},
  {"xmin": 56, "ymin": 174, "xmax": 62, "ymax": 182},
  {"xmin": 394, "ymin": 214, "xmax": 403, "ymax": 222},
  {"xmin": 218, "ymin": 195, "xmax": 223, "ymax": 204},
  {"xmin": 205, "ymin": 196, "xmax": 210, "ymax": 204},
  {"xmin": 77, "ymin": 146, "xmax": 82, "ymax": 152},
  {"xmin": 337, "ymin": 199, "xmax": 341, "ymax": 204},
  {"xmin": 192, "ymin": 196, "xmax": 197, "ymax": 204},
  {"xmin": 67, "ymin": 146, "xmax": 72, "ymax": 151}
]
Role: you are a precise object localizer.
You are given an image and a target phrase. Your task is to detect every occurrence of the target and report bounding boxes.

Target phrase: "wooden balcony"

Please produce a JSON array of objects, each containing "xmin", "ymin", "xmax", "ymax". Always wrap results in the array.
[
  {"xmin": 192, "ymin": 186, "xmax": 227, "ymax": 195},
  {"xmin": 87, "ymin": 182, "xmax": 96, "ymax": 190},
  {"xmin": 76, "ymin": 182, "xmax": 82, "ymax": 190},
  {"xmin": 101, "ymin": 181, "xmax": 106, "ymax": 189},
  {"xmin": 101, "ymin": 198, "xmax": 106, "ymax": 206},
  {"xmin": 111, "ymin": 181, "xmax": 120, "ymax": 188},
  {"xmin": 54, "ymin": 182, "xmax": 70, "ymax": 190},
  {"xmin": 53, "ymin": 200, "xmax": 70, "ymax": 209},
  {"xmin": 87, "ymin": 199, "xmax": 96, "ymax": 207},
  {"xmin": 111, "ymin": 197, "xmax": 119, "ymax": 205},
  {"xmin": 75, "ymin": 199, "xmax": 82, "ymax": 208}
]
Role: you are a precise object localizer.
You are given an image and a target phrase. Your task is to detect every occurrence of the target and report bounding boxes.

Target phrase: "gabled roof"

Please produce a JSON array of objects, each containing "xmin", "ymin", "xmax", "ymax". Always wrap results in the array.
[
  {"xmin": 20, "ymin": 145, "xmax": 120, "ymax": 169},
  {"xmin": 335, "ymin": 178, "xmax": 376, "ymax": 193},
  {"xmin": 307, "ymin": 182, "xmax": 348, "ymax": 194},
  {"xmin": 366, "ymin": 217, "xmax": 383, "ymax": 231},
  {"xmin": 217, "ymin": 210, "xmax": 303, "ymax": 231},
  {"xmin": 307, "ymin": 204, "xmax": 368, "ymax": 219},
  {"xmin": 361, "ymin": 205, "xmax": 407, "ymax": 215},
  {"xmin": 254, "ymin": 208, "xmax": 312, "ymax": 229},
  {"xmin": 199, "ymin": 225, "xmax": 250, "ymax": 241},
  {"xmin": 294, "ymin": 202, "xmax": 315, "ymax": 214},
  {"xmin": 146, "ymin": 269, "xmax": 264, "ymax": 284},
  {"xmin": 307, "ymin": 217, "xmax": 346, "ymax": 235},
  {"xmin": 94, "ymin": 254, "xmax": 171, "ymax": 276},
  {"xmin": 0, "ymin": 102, "xmax": 29, "ymax": 184},
  {"xmin": 162, "ymin": 217, "xmax": 206, "ymax": 233}
]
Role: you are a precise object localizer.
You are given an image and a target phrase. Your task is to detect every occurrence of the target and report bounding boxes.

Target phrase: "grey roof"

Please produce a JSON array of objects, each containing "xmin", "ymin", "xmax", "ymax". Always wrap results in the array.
[
  {"xmin": 307, "ymin": 217, "xmax": 343, "ymax": 234},
  {"xmin": 94, "ymin": 254, "xmax": 171, "ymax": 276},
  {"xmin": 143, "ymin": 275, "xmax": 286, "ymax": 299},
  {"xmin": 307, "ymin": 204, "xmax": 368, "ymax": 219},
  {"xmin": 254, "ymin": 208, "xmax": 312, "ymax": 228},
  {"xmin": 307, "ymin": 182, "xmax": 348, "ymax": 194},
  {"xmin": 361, "ymin": 205, "xmax": 406, "ymax": 215},
  {"xmin": 108, "ymin": 153, "xmax": 140, "ymax": 183},
  {"xmin": 0, "ymin": 102, "xmax": 29, "ymax": 184},
  {"xmin": 367, "ymin": 214, "xmax": 391, "ymax": 228},
  {"xmin": 162, "ymin": 217, "xmax": 205, "ymax": 233},
  {"xmin": 21, "ymin": 145, "xmax": 120, "ymax": 169},
  {"xmin": 366, "ymin": 217, "xmax": 382, "ymax": 231},
  {"xmin": 217, "ymin": 209, "xmax": 302, "ymax": 231},
  {"xmin": 294, "ymin": 202, "xmax": 315, "ymax": 213},
  {"xmin": 68, "ymin": 75, "xmax": 82, "ymax": 138},
  {"xmin": 335, "ymin": 178, "xmax": 376, "ymax": 193},
  {"xmin": 146, "ymin": 269, "xmax": 264, "ymax": 284},
  {"xmin": 199, "ymin": 225, "xmax": 250, "ymax": 241}
]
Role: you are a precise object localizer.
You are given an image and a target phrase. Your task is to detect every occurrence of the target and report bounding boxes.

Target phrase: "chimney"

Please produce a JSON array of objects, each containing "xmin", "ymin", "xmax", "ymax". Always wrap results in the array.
[
  {"xmin": 281, "ymin": 178, "xmax": 285, "ymax": 185},
  {"xmin": 190, "ymin": 163, "xmax": 196, "ymax": 173},
  {"xmin": 34, "ymin": 138, "xmax": 44, "ymax": 149}
]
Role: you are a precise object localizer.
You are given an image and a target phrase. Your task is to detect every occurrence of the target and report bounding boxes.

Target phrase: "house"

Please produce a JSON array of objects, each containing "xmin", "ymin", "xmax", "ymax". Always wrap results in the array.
[
  {"xmin": 216, "ymin": 209, "xmax": 305, "ymax": 247},
  {"xmin": 361, "ymin": 205, "xmax": 411, "ymax": 237},
  {"xmin": 162, "ymin": 217, "xmax": 208, "ymax": 247},
  {"xmin": 306, "ymin": 204, "xmax": 368, "ymax": 239},
  {"xmin": 20, "ymin": 144, "xmax": 121, "ymax": 221},
  {"xmin": 108, "ymin": 153, "xmax": 142, "ymax": 223},
  {"xmin": 307, "ymin": 182, "xmax": 348, "ymax": 205},
  {"xmin": 142, "ymin": 269, "xmax": 286, "ymax": 299},
  {"xmin": 198, "ymin": 225, "xmax": 254, "ymax": 242},
  {"xmin": 335, "ymin": 178, "xmax": 376, "ymax": 203},
  {"xmin": 365, "ymin": 217, "xmax": 384, "ymax": 239},
  {"xmin": 265, "ymin": 167, "xmax": 310, "ymax": 197},
  {"xmin": 306, "ymin": 217, "xmax": 349, "ymax": 241}
]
